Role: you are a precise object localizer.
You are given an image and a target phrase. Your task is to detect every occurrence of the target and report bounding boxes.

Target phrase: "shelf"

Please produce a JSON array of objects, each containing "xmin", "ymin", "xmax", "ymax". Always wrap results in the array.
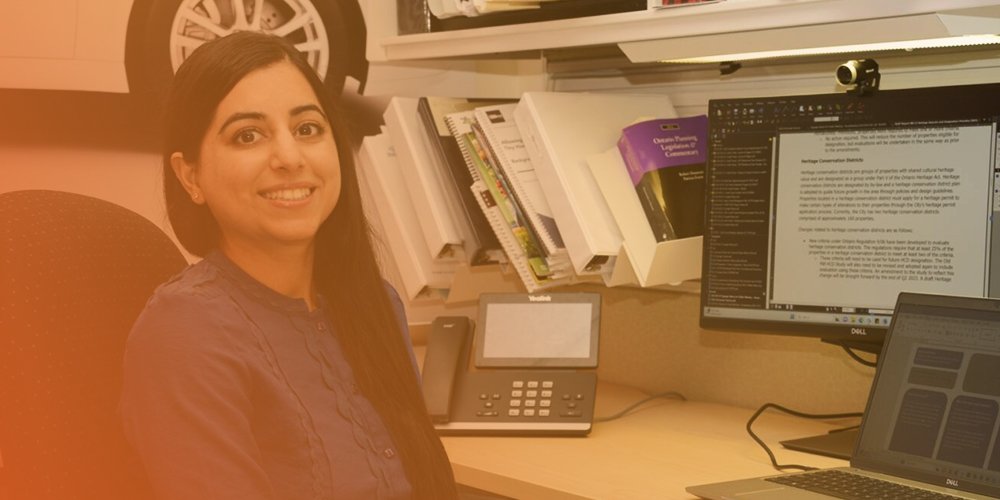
[{"xmin": 367, "ymin": 0, "xmax": 1000, "ymax": 62}]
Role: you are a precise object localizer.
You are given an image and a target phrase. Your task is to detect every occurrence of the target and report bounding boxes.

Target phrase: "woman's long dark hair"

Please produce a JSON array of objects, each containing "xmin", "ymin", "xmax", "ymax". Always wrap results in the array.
[{"xmin": 162, "ymin": 31, "xmax": 456, "ymax": 499}]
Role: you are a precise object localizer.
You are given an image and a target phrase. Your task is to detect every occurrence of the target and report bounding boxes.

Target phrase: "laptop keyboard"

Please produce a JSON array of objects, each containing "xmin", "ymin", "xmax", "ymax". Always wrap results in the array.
[{"xmin": 765, "ymin": 469, "xmax": 965, "ymax": 500}]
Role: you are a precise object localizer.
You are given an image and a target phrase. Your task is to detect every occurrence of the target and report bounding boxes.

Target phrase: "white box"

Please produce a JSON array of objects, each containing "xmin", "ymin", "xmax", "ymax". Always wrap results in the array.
[
  {"xmin": 588, "ymin": 147, "xmax": 702, "ymax": 287},
  {"xmin": 514, "ymin": 92, "xmax": 677, "ymax": 276}
]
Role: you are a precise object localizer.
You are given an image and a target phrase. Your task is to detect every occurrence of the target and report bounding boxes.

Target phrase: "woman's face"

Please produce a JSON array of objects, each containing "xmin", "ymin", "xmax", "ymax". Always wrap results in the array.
[{"xmin": 173, "ymin": 60, "xmax": 341, "ymax": 254}]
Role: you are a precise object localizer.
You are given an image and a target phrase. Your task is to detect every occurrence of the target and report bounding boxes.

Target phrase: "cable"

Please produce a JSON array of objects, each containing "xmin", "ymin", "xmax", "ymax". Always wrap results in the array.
[
  {"xmin": 841, "ymin": 345, "xmax": 878, "ymax": 368},
  {"xmin": 593, "ymin": 391, "xmax": 686, "ymax": 423},
  {"xmin": 820, "ymin": 338, "xmax": 880, "ymax": 368},
  {"xmin": 747, "ymin": 403, "xmax": 863, "ymax": 472}
]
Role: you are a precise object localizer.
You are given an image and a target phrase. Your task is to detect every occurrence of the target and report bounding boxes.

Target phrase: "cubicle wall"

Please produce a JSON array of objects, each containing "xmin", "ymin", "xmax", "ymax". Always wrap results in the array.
[{"xmin": 395, "ymin": 47, "xmax": 1000, "ymax": 414}]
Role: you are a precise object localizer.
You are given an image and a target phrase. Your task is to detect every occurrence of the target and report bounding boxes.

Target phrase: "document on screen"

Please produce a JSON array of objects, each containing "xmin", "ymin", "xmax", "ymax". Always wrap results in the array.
[{"xmin": 770, "ymin": 125, "xmax": 995, "ymax": 310}]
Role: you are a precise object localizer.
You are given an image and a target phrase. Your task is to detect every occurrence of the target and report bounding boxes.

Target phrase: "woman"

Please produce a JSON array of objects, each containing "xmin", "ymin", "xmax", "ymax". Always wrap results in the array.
[{"xmin": 120, "ymin": 31, "xmax": 457, "ymax": 499}]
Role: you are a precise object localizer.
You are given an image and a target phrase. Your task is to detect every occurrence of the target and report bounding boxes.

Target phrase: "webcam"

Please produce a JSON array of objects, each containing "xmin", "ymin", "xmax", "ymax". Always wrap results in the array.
[{"xmin": 836, "ymin": 59, "xmax": 880, "ymax": 95}]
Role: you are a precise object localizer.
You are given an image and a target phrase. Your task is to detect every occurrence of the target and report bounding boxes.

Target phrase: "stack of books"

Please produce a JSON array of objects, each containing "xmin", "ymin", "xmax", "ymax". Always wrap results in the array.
[{"xmin": 359, "ymin": 91, "xmax": 707, "ymax": 305}]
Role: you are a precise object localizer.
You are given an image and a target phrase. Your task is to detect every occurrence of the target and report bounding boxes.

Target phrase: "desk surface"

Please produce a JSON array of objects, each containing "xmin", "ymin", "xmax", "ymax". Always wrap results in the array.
[{"xmin": 439, "ymin": 380, "xmax": 851, "ymax": 500}]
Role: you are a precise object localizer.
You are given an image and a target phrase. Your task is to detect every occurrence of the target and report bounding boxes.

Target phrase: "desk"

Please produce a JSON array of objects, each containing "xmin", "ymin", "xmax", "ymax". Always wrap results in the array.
[{"xmin": 440, "ymin": 380, "xmax": 851, "ymax": 499}]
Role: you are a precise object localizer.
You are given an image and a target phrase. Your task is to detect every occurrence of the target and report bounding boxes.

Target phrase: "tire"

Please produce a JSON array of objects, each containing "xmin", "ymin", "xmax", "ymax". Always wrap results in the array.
[{"xmin": 125, "ymin": 0, "xmax": 368, "ymax": 105}]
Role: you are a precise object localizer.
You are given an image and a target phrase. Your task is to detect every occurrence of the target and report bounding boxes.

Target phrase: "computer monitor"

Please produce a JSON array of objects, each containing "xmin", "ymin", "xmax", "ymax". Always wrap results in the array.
[{"xmin": 701, "ymin": 82, "xmax": 1000, "ymax": 352}]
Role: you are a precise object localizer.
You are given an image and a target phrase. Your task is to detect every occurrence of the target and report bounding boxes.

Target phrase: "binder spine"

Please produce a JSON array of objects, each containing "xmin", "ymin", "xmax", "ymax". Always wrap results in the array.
[
  {"xmin": 356, "ymin": 133, "xmax": 455, "ymax": 299},
  {"xmin": 384, "ymin": 98, "xmax": 463, "ymax": 260}
]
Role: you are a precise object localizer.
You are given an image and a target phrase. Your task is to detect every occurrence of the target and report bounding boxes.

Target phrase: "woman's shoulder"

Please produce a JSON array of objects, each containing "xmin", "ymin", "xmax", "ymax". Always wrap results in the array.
[
  {"xmin": 129, "ymin": 259, "xmax": 242, "ymax": 349},
  {"xmin": 146, "ymin": 258, "xmax": 229, "ymax": 313},
  {"xmin": 122, "ymin": 261, "xmax": 256, "ymax": 418}
]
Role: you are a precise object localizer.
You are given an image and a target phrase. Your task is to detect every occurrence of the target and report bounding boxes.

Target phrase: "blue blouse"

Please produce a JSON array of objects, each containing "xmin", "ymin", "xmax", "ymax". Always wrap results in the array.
[{"xmin": 121, "ymin": 251, "xmax": 416, "ymax": 499}]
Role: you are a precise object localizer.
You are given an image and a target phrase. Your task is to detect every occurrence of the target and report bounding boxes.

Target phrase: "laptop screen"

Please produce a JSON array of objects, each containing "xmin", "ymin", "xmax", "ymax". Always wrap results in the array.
[{"xmin": 854, "ymin": 292, "xmax": 1000, "ymax": 497}]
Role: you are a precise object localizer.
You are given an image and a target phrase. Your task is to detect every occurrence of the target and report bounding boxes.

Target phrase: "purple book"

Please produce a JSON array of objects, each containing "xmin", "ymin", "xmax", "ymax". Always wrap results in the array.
[{"xmin": 617, "ymin": 115, "xmax": 707, "ymax": 242}]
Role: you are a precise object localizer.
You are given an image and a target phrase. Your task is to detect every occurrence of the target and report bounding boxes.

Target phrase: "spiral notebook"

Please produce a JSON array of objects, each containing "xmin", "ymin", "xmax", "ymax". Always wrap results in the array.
[
  {"xmin": 447, "ymin": 109, "xmax": 576, "ymax": 292},
  {"xmin": 469, "ymin": 179, "xmax": 568, "ymax": 292},
  {"xmin": 418, "ymin": 96, "xmax": 514, "ymax": 265},
  {"xmin": 472, "ymin": 103, "xmax": 565, "ymax": 258}
]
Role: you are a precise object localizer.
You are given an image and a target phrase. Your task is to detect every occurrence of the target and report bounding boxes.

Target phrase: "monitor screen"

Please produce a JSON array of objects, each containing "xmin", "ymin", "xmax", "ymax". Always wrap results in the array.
[{"xmin": 700, "ymin": 82, "xmax": 1000, "ymax": 346}]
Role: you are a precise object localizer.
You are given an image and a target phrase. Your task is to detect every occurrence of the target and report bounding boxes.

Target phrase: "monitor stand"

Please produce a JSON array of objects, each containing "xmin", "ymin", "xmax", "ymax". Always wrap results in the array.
[
  {"xmin": 779, "ymin": 338, "xmax": 874, "ymax": 461},
  {"xmin": 780, "ymin": 427, "xmax": 858, "ymax": 461}
]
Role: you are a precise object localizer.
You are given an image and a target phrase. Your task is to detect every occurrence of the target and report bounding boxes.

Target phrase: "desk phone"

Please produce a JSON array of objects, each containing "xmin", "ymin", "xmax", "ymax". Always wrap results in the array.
[{"xmin": 421, "ymin": 292, "xmax": 600, "ymax": 436}]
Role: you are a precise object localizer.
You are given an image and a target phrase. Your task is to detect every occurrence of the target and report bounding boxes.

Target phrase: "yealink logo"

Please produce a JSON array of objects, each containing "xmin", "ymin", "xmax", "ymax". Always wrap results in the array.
[{"xmin": 528, "ymin": 295, "xmax": 552, "ymax": 302}]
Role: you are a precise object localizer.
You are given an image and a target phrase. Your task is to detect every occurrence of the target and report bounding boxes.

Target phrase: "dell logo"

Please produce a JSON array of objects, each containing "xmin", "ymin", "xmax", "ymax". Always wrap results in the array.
[
  {"xmin": 850, "ymin": 327, "xmax": 868, "ymax": 336},
  {"xmin": 946, "ymin": 478, "xmax": 959, "ymax": 488},
  {"xmin": 528, "ymin": 295, "xmax": 552, "ymax": 302}
]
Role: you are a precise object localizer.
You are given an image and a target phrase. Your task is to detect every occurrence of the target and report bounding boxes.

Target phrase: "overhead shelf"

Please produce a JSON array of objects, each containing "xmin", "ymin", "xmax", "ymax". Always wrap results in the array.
[{"xmin": 367, "ymin": 0, "xmax": 1000, "ymax": 62}]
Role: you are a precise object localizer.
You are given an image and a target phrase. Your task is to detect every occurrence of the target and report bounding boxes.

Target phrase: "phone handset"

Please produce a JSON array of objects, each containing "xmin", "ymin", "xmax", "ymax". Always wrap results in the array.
[{"xmin": 421, "ymin": 316, "xmax": 472, "ymax": 424}]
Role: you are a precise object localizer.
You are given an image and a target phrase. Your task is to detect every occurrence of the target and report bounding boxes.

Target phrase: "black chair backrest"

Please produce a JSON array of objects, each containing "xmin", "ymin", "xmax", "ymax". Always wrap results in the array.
[{"xmin": 0, "ymin": 189, "xmax": 187, "ymax": 500}]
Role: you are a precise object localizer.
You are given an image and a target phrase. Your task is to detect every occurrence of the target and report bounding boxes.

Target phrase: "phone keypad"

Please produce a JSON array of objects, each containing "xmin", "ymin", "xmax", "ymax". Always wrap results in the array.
[{"xmin": 474, "ymin": 379, "xmax": 587, "ymax": 419}]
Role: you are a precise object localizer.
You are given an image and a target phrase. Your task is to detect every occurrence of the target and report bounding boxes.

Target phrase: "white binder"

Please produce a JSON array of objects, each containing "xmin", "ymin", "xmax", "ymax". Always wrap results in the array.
[
  {"xmin": 513, "ymin": 92, "xmax": 677, "ymax": 276},
  {"xmin": 356, "ymin": 132, "xmax": 457, "ymax": 300},
  {"xmin": 383, "ymin": 96, "xmax": 465, "ymax": 262}
]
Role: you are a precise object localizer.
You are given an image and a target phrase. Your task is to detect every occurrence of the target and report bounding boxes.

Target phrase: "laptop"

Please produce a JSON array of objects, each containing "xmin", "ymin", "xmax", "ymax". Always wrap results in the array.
[{"xmin": 688, "ymin": 292, "xmax": 1000, "ymax": 500}]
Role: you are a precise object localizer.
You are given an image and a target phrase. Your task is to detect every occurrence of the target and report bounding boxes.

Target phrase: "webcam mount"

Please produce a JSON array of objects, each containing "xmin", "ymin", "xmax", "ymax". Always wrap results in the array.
[{"xmin": 836, "ymin": 59, "xmax": 880, "ymax": 96}]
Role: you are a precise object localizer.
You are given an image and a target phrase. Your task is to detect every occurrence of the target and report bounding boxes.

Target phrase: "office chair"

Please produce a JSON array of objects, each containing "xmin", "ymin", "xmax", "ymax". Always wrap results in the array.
[{"xmin": 0, "ymin": 189, "xmax": 187, "ymax": 500}]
